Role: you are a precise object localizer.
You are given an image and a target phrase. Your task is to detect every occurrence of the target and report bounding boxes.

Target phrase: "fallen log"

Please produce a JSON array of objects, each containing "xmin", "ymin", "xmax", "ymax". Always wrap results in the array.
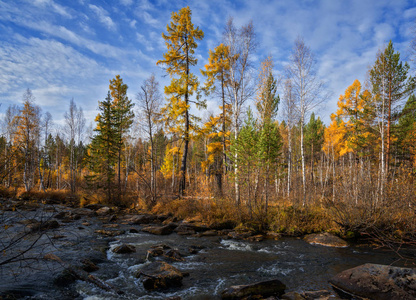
[{"xmin": 44, "ymin": 253, "xmax": 123, "ymax": 295}]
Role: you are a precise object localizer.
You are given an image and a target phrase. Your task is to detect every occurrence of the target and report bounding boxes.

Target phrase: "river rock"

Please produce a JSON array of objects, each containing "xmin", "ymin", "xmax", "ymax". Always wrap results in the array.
[
  {"xmin": 27, "ymin": 219, "xmax": 60, "ymax": 232},
  {"xmin": 147, "ymin": 244, "xmax": 184, "ymax": 261},
  {"xmin": 135, "ymin": 261, "xmax": 183, "ymax": 290},
  {"xmin": 94, "ymin": 229, "xmax": 125, "ymax": 237},
  {"xmin": 142, "ymin": 224, "xmax": 176, "ymax": 235},
  {"xmin": 245, "ymin": 234, "xmax": 265, "ymax": 242},
  {"xmin": 221, "ymin": 279, "xmax": 286, "ymax": 299},
  {"xmin": 199, "ymin": 230, "xmax": 218, "ymax": 237},
  {"xmin": 188, "ymin": 245, "xmax": 204, "ymax": 254},
  {"xmin": 72, "ymin": 207, "xmax": 96, "ymax": 217},
  {"xmin": 113, "ymin": 243, "xmax": 136, "ymax": 254},
  {"xmin": 227, "ymin": 231, "xmax": 254, "ymax": 240},
  {"xmin": 80, "ymin": 258, "xmax": 99, "ymax": 272},
  {"xmin": 174, "ymin": 223, "xmax": 209, "ymax": 234},
  {"xmin": 96, "ymin": 206, "xmax": 111, "ymax": 215},
  {"xmin": 329, "ymin": 263, "xmax": 416, "ymax": 300},
  {"xmin": 84, "ymin": 203, "xmax": 105, "ymax": 210},
  {"xmin": 127, "ymin": 214, "xmax": 158, "ymax": 225},
  {"xmin": 304, "ymin": 233, "xmax": 348, "ymax": 247}
]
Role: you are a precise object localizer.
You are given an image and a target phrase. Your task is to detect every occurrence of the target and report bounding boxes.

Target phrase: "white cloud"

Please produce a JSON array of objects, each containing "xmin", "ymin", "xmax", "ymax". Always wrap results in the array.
[
  {"xmin": 31, "ymin": 0, "xmax": 73, "ymax": 18},
  {"xmin": 135, "ymin": 10, "xmax": 160, "ymax": 28},
  {"xmin": 88, "ymin": 4, "xmax": 116, "ymax": 31},
  {"xmin": 374, "ymin": 23, "xmax": 395, "ymax": 45},
  {"xmin": 130, "ymin": 19, "xmax": 137, "ymax": 28}
]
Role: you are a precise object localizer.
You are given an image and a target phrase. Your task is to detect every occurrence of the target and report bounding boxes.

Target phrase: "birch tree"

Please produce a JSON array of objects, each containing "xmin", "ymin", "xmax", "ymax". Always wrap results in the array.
[
  {"xmin": 137, "ymin": 74, "xmax": 162, "ymax": 205},
  {"xmin": 223, "ymin": 17, "xmax": 256, "ymax": 206},
  {"xmin": 286, "ymin": 37, "xmax": 328, "ymax": 206}
]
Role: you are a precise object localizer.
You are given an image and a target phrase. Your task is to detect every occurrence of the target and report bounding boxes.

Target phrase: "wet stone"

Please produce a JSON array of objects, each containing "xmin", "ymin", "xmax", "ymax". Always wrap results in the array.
[
  {"xmin": 304, "ymin": 233, "xmax": 348, "ymax": 248},
  {"xmin": 96, "ymin": 206, "xmax": 112, "ymax": 216},
  {"xmin": 80, "ymin": 258, "xmax": 99, "ymax": 272},
  {"xmin": 147, "ymin": 244, "xmax": 184, "ymax": 261},
  {"xmin": 142, "ymin": 224, "xmax": 176, "ymax": 235},
  {"xmin": 135, "ymin": 261, "xmax": 183, "ymax": 290},
  {"xmin": 188, "ymin": 245, "xmax": 204, "ymax": 254},
  {"xmin": 127, "ymin": 214, "xmax": 158, "ymax": 225},
  {"xmin": 329, "ymin": 263, "xmax": 416, "ymax": 300},
  {"xmin": 129, "ymin": 228, "xmax": 140, "ymax": 233},
  {"xmin": 112, "ymin": 243, "xmax": 136, "ymax": 254}
]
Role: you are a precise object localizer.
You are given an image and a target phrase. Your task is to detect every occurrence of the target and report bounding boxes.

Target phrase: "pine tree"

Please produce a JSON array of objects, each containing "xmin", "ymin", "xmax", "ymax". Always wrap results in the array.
[
  {"xmin": 396, "ymin": 94, "xmax": 416, "ymax": 162},
  {"xmin": 86, "ymin": 92, "xmax": 119, "ymax": 203},
  {"xmin": 109, "ymin": 75, "xmax": 134, "ymax": 200},
  {"xmin": 230, "ymin": 109, "xmax": 259, "ymax": 215},
  {"xmin": 258, "ymin": 120, "xmax": 282, "ymax": 216},
  {"xmin": 304, "ymin": 113, "xmax": 324, "ymax": 180},
  {"xmin": 157, "ymin": 6, "xmax": 204, "ymax": 196},
  {"xmin": 256, "ymin": 56, "xmax": 279, "ymax": 125},
  {"xmin": 369, "ymin": 41, "xmax": 414, "ymax": 173}
]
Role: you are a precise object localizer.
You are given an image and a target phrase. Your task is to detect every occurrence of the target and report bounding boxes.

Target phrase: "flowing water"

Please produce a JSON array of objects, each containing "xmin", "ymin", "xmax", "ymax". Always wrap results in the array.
[
  {"xmin": 1, "ymin": 204, "xmax": 414, "ymax": 299},
  {"xmin": 76, "ymin": 231, "xmax": 411, "ymax": 299}
]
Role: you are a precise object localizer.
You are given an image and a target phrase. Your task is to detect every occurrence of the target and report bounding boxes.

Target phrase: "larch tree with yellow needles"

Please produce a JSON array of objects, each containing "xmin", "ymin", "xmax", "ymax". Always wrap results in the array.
[
  {"xmin": 201, "ymin": 43, "xmax": 233, "ymax": 194},
  {"xmin": 157, "ymin": 6, "xmax": 204, "ymax": 196}
]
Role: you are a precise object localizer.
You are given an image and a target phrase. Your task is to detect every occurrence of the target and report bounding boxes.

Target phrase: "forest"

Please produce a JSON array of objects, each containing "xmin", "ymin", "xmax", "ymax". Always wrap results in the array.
[{"xmin": 1, "ymin": 6, "xmax": 416, "ymax": 245}]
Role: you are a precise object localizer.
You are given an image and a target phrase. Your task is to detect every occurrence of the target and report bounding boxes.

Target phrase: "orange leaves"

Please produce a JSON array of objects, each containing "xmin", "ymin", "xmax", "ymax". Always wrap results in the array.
[{"xmin": 324, "ymin": 80, "xmax": 375, "ymax": 158}]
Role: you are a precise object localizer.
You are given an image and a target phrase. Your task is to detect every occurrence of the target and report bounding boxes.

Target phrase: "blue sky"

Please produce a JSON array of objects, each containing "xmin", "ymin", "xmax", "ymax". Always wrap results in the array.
[{"xmin": 0, "ymin": 0, "xmax": 415, "ymax": 129}]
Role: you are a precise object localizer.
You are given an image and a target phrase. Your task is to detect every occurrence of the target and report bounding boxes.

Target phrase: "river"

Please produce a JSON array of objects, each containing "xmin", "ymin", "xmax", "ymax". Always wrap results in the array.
[{"xmin": 1, "ymin": 203, "xmax": 414, "ymax": 299}]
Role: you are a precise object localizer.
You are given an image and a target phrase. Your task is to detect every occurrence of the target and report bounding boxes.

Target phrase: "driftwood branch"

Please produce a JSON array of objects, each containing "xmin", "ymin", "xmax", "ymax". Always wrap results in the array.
[{"xmin": 44, "ymin": 253, "xmax": 123, "ymax": 295}]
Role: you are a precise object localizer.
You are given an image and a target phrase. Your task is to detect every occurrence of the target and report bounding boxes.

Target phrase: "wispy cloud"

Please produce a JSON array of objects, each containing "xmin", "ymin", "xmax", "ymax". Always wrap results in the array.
[
  {"xmin": 32, "ymin": 0, "xmax": 73, "ymax": 19},
  {"xmin": 88, "ymin": 4, "xmax": 116, "ymax": 31}
]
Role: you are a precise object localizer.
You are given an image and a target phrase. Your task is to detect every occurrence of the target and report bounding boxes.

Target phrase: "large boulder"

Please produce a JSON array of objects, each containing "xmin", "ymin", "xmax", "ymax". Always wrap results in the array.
[
  {"xmin": 329, "ymin": 263, "xmax": 416, "ymax": 300},
  {"xmin": 134, "ymin": 261, "xmax": 183, "ymax": 290},
  {"xmin": 304, "ymin": 233, "xmax": 348, "ymax": 248},
  {"xmin": 221, "ymin": 279, "xmax": 286, "ymax": 299}
]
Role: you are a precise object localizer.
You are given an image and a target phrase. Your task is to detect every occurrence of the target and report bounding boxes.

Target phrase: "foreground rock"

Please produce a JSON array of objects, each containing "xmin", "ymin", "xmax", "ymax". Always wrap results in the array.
[
  {"xmin": 304, "ymin": 233, "xmax": 348, "ymax": 248},
  {"xmin": 221, "ymin": 279, "xmax": 286, "ymax": 299},
  {"xmin": 329, "ymin": 263, "xmax": 416, "ymax": 300},
  {"xmin": 134, "ymin": 261, "xmax": 183, "ymax": 290}
]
